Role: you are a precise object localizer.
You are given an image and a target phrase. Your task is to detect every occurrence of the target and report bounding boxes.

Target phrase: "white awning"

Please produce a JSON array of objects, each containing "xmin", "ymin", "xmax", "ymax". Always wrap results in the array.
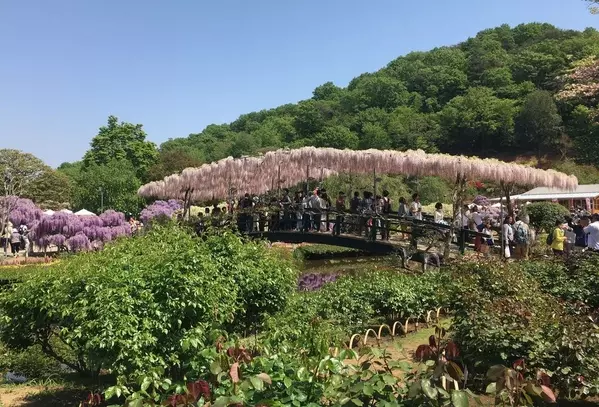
[{"xmin": 517, "ymin": 192, "xmax": 599, "ymax": 200}]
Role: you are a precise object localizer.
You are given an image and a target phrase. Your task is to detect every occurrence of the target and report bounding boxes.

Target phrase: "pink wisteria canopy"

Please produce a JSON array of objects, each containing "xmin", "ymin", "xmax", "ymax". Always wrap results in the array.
[{"xmin": 138, "ymin": 147, "xmax": 579, "ymax": 202}]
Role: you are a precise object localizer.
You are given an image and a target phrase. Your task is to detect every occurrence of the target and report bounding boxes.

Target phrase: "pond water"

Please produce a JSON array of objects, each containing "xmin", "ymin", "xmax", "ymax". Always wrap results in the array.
[{"xmin": 301, "ymin": 255, "xmax": 399, "ymax": 275}]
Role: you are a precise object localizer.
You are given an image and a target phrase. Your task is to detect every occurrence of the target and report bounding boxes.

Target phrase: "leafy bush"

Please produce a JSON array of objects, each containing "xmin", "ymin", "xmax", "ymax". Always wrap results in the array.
[
  {"xmin": 0, "ymin": 342, "xmax": 63, "ymax": 380},
  {"xmin": 300, "ymin": 270, "xmax": 447, "ymax": 332},
  {"xmin": 0, "ymin": 225, "xmax": 296, "ymax": 381},
  {"xmin": 520, "ymin": 201, "xmax": 570, "ymax": 232},
  {"xmin": 292, "ymin": 244, "xmax": 363, "ymax": 262},
  {"xmin": 199, "ymin": 232, "xmax": 297, "ymax": 333},
  {"xmin": 521, "ymin": 252, "xmax": 599, "ymax": 309},
  {"xmin": 449, "ymin": 261, "xmax": 599, "ymax": 397}
]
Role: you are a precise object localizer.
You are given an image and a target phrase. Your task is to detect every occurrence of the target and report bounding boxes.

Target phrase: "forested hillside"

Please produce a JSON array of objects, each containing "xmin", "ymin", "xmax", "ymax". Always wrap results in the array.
[
  {"xmin": 7, "ymin": 22, "xmax": 595, "ymax": 214},
  {"xmin": 154, "ymin": 23, "xmax": 599, "ymax": 178}
]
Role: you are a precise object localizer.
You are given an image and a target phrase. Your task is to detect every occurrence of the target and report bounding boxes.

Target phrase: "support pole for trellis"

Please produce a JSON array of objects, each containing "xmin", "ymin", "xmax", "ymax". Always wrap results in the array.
[
  {"xmin": 500, "ymin": 193, "xmax": 505, "ymax": 260},
  {"xmin": 446, "ymin": 174, "xmax": 467, "ymax": 258},
  {"xmin": 305, "ymin": 164, "xmax": 310, "ymax": 195},
  {"xmin": 373, "ymin": 167, "xmax": 377, "ymax": 199}
]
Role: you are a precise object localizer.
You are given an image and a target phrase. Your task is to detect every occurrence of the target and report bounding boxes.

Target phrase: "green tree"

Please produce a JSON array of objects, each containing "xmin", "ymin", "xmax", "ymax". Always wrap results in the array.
[
  {"xmin": 439, "ymin": 87, "xmax": 515, "ymax": 153},
  {"xmin": 407, "ymin": 176, "xmax": 453, "ymax": 205},
  {"xmin": 516, "ymin": 90, "xmax": 563, "ymax": 157},
  {"xmin": 584, "ymin": 0, "xmax": 599, "ymax": 13},
  {"xmin": 345, "ymin": 74, "xmax": 410, "ymax": 112},
  {"xmin": 387, "ymin": 107, "xmax": 441, "ymax": 151},
  {"xmin": 568, "ymin": 105, "xmax": 599, "ymax": 167},
  {"xmin": 294, "ymin": 100, "xmax": 336, "ymax": 137},
  {"xmin": 146, "ymin": 149, "xmax": 203, "ymax": 181},
  {"xmin": 73, "ymin": 159, "xmax": 142, "ymax": 214},
  {"xmin": 227, "ymin": 133, "xmax": 259, "ymax": 158},
  {"xmin": 24, "ymin": 169, "xmax": 73, "ymax": 209},
  {"xmin": 312, "ymin": 125, "xmax": 359, "ymax": 149},
  {"xmin": 465, "ymin": 36, "xmax": 510, "ymax": 78},
  {"xmin": 0, "ymin": 150, "xmax": 48, "ymax": 224},
  {"xmin": 360, "ymin": 123, "xmax": 391, "ymax": 149},
  {"xmin": 83, "ymin": 116, "xmax": 158, "ymax": 180},
  {"xmin": 313, "ymin": 82, "xmax": 344, "ymax": 101}
]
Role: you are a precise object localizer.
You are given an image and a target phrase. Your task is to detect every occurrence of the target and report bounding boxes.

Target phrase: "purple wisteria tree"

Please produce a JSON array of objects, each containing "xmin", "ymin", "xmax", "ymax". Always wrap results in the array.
[
  {"xmin": 8, "ymin": 198, "xmax": 131, "ymax": 253},
  {"xmin": 139, "ymin": 200, "xmax": 182, "ymax": 224}
]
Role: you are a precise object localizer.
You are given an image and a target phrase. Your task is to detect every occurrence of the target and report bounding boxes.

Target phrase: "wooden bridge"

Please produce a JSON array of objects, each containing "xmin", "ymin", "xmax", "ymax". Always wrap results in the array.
[{"xmin": 204, "ymin": 210, "xmax": 491, "ymax": 267}]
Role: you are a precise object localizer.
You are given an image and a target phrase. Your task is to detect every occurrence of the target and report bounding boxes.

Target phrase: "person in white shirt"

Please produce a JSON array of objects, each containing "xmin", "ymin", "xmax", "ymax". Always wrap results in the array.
[
  {"xmin": 502, "ymin": 215, "xmax": 514, "ymax": 258},
  {"xmin": 471, "ymin": 206, "xmax": 483, "ymax": 231},
  {"xmin": 434, "ymin": 202, "xmax": 444, "ymax": 223},
  {"xmin": 583, "ymin": 214, "xmax": 599, "ymax": 252},
  {"xmin": 410, "ymin": 193, "xmax": 422, "ymax": 220}
]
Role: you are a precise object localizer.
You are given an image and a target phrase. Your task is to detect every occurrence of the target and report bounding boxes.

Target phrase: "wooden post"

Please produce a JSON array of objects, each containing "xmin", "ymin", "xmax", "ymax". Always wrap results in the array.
[{"xmin": 500, "ymin": 196, "xmax": 505, "ymax": 259}]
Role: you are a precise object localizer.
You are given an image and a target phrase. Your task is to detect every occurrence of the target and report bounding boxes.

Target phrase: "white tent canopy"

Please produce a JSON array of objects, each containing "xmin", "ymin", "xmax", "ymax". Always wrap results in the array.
[
  {"xmin": 60, "ymin": 209, "xmax": 73, "ymax": 214},
  {"xmin": 43, "ymin": 209, "xmax": 55, "ymax": 216},
  {"xmin": 74, "ymin": 209, "xmax": 96, "ymax": 216}
]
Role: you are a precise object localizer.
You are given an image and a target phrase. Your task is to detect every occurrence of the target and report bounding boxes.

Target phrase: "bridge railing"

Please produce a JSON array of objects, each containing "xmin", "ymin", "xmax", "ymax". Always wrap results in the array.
[{"xmin": 200, "ymin": 208, "xmax": 491, "ymax": 254}]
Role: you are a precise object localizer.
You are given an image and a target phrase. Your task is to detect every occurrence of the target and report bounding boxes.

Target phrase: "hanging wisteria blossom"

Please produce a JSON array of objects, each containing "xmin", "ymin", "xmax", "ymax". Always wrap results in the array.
[
  {"xmin": 139, "ymin": 200, "xmax": 183, "ymax": 224},
  {"xmin": 138, "ymin": 147, "xmax": 578, "ymax": 202},
  {"xmin": 7, "ymin": 198, "xmax": 44, "ymax": 228},
  {"xmin": 5, "ymin": 199, "xmax": 131, "ymax": 253}
]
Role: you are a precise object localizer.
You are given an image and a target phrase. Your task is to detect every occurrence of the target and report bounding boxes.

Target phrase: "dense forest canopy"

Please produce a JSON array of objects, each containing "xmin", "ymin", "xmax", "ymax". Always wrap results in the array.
[
  {"xmin": 156, "ymin": 23, "xmax": 599, "ymax": 169},
  {"xmin": 8, "ymin": 23, "xmax": 599, "ymax": 213}
]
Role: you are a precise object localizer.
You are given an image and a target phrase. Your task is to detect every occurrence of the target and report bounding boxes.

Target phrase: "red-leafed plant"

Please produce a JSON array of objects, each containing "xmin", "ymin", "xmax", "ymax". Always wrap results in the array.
[
  {"xmin": 485, "ymin": 359, "xmax": 556, "ymax": 406},
  {"xmin": 79, "ymin": 392, "xmax": 103, "ymax": 407},
  {"xmin": 408, "ymin": 326, "xmax": 477, "ymax": 406},
  {"xmin": 163, "ymin": 379, "xmax": 211, "ymax": 407}
]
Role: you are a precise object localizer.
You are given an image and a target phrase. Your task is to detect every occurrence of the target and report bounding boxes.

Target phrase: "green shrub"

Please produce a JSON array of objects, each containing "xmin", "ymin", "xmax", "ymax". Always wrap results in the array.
[
  {"xmin": 521, "ymin": 253, "xmax": 599, "ymax": 308},
  {"xmin": 0, "ymin": 342, "xmax": 63, "ymax": 380},
  {"xmin": 520, "ymin": 201, "xmax": 570, "ymax": 233},
  {"xmin": 199, "ymin": 232, "xmax": 297, "ymax": 333},
  {"xmin": 0, "ymin": 225, "xmax": 296, "ymax": 381},
  {"xmin": 292, "ymin": 244, "xmax": 363, "ymax": 261},
  {"xmin": 307, "ymin": 270, "xmax": 447, "ymax": 332},
  {"xmin": 449, "ymin": 261, "xmax": 599, "ymax": 397}
]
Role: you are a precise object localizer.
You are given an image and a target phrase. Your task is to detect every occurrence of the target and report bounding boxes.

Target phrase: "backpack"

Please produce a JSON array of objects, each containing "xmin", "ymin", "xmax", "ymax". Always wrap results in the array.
[
  {"xmin": 513, "ymin": 223, "xmax": 529, "ymax": 245},
  {"xmin": 546, "ymin": 229, "xmax": 555, "ymax": 245}
]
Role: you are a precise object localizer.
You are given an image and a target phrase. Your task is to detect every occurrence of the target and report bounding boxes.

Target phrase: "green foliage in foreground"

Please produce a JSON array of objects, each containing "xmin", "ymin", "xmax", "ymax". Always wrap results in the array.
[
  {"xmin": 0, "ymin": 225, "xmax": 297, "ymax": 380},
  {"xmin": 520, "ymin": 251, "xmax": 599, "ymax": 309},
  {"xmin": 449, "ymin": 261, "xmax": 599, "ymax": 398}
]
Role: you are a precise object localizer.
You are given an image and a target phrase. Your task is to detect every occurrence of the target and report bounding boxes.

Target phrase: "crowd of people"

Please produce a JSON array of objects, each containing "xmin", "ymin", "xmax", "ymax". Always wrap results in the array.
[
  {"xmin": 197, "ymin": 188, "xmax": 438, "ymax": 241},
  {"xmin": 496, "ymin": 212, "xmax": 599, "ymax": 260},
  {"xmin": 1, "ymin": 220, "xmax": 29, "ymax": 258}
]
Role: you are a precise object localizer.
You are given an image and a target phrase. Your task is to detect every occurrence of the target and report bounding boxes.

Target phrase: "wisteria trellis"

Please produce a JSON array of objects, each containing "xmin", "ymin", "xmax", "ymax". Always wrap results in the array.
[{"xmin": 138, "ymin": 147, "xmax": 578, "ymax": 202}]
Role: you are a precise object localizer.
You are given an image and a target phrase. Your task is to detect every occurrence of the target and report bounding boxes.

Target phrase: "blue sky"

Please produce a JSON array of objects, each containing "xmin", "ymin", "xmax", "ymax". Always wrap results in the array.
[{"xmin": 1, "ymin": 0, "xmax": 597, "ymax": 167}]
